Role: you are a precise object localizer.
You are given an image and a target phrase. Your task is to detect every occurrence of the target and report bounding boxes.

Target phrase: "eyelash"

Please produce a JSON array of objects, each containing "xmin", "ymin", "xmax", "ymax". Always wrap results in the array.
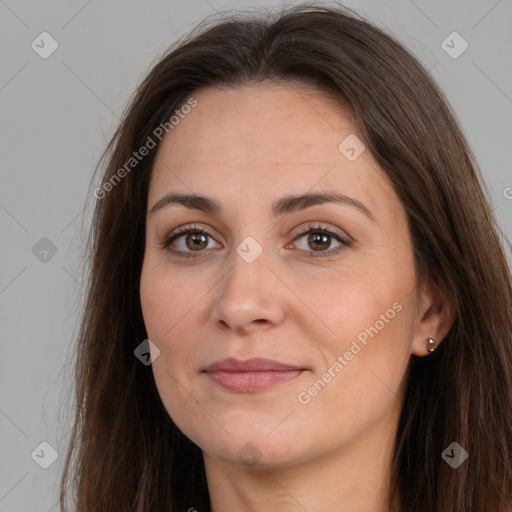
[{"xmin": 159, "ymin": 223, "xmax": 351, "ymax": 259}]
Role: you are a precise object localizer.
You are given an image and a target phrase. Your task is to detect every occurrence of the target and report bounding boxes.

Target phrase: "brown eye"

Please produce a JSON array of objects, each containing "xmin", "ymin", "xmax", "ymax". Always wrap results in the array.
[
  {"xmin": 307, "ymin": 232, "xmax": 331, "ymax": 251},
  {"xmin": 161, "ymin": 226, "xmax": 221, "ymax": 258},
  {"xmin": 184, "ymin": 232, "xmax": 209, "ymax": 251},
  {"xmin": 291, "ymin": 224, "xmax": 350, "ymax": 258}
]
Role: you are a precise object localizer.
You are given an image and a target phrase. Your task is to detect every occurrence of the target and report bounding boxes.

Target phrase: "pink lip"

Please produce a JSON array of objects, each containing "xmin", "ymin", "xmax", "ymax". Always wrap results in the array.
[{"xmin": 203, "ymin": 357, "xmax": 306, "ymax": 392}]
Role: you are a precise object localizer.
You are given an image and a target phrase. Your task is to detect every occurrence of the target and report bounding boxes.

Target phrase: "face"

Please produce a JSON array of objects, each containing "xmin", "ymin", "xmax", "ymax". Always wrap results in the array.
[{"xmin": 140, "ymin": 82, "xmax": 424, "ymax": 470}]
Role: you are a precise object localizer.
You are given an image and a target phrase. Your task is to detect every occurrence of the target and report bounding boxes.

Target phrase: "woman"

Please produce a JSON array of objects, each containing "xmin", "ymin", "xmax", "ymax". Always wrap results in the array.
[{"xmin": 60, "ymin": 4, "xmax": 512, "ymax": 511}]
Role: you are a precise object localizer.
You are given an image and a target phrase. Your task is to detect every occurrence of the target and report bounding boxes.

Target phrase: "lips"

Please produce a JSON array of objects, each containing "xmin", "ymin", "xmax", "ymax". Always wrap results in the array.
[
  {"xmin": 204, "ymin": 357, "xmax": 304, "ymax": 372},
  {"xmin": 203, "ymin": 357, "xmax": 306, "ymax": 392}
]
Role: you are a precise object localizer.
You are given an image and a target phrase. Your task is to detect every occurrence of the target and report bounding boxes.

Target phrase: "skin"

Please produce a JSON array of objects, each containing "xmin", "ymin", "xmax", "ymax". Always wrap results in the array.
[{"xmin": 139, "ymin": 82, "xmax": 454, "ymax": 512}]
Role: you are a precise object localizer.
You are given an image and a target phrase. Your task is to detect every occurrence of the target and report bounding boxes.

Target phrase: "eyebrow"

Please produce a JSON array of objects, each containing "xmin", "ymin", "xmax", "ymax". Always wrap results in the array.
[{"xmin": 149, "ymin": 191, "xmax": 375, "ymax": 222}]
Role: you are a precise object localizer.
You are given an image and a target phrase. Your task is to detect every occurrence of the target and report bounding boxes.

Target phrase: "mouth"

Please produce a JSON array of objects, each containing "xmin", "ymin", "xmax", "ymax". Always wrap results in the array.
[{"xmin": 202, "ymin": 357, "xmax": 307, "ymax": 393}]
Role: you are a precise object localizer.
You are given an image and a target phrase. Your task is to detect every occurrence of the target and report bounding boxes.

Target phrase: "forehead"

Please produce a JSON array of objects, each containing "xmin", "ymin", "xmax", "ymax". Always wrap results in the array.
[
  {"xmin": 149, "ymin": 82, "xmax": 398, "ymax": 218},
  {"xmin": 156, "ymin": 82, "xmax": 356, "ymax": 162}
]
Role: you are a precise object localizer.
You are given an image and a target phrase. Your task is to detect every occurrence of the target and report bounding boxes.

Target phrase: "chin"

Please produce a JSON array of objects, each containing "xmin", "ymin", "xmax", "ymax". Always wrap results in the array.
[{"xmin": 195, "ymin": 426, "xmax": 311, "ymax": 469}]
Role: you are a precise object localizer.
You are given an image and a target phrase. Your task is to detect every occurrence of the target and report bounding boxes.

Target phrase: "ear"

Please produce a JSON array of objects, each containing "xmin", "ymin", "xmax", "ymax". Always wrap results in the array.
[{"xmin": 411, "ymin": 276, "xmax": 455, "ymax": 356}]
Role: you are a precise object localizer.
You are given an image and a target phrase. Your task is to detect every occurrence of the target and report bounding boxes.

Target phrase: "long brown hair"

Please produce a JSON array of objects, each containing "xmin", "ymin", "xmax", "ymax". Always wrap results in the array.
[{"xmin": 59, "ymin": 4, "xmax": 512, "ymax": 511}]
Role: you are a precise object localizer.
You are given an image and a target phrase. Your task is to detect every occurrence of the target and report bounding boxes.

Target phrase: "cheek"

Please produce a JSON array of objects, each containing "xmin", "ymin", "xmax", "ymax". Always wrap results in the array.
[
  {"xmin": 308, "ymin": 259, "xmax": 413, "ymax": 343},
  {"xmin": 140, "ymin": 265, "xmax": 203, "ymax": 433},
  {"xmin": 140, "ymin": 259, "xmax": 205, "ymax": 372},
  {"xmin": 294, "ymin": 301, "xmax": 413, "ymax": 449},
  {"xmin": 140, "ymin": 258, "xmax": 195, "ymax": 343},
  {"xmin": 301, "ymin": 257, "xmax": 416, "ymax": 400}
]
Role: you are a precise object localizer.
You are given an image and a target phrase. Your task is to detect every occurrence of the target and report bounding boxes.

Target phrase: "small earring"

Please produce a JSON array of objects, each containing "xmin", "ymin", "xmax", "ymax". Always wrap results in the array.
[{"xmin": 425, "ymin": 337, "xmax": 437, "ymax": 352}]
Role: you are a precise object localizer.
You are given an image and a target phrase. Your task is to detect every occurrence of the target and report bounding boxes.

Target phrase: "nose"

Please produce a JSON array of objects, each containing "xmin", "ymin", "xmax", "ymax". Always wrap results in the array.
[{"xmin": 210, "ymin": 245, "xmax": 286, "ymax": 335}]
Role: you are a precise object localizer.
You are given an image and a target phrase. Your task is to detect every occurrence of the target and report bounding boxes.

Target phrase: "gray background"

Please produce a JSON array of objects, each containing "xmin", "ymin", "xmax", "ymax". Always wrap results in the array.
[{"xmin": 1, "ymin": 1, "xmax": 511, "ymax": 510}]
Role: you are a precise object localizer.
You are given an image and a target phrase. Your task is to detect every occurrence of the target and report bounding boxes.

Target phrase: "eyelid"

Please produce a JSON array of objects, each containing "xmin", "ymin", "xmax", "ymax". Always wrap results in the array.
[
  {"xmin": 288, "ymin": 223, "xmax": 351, "ymax": 258},
  {"xmin": 161, "ymin": 222, "xmax": 351, "ymax": 258},
  {"xmin": 291, "ymin": 222, "xmax": 349, "ymax": 241},
  {"xmin": 159, "ymin": 224, "xmax": 221, "ymax": 250}
]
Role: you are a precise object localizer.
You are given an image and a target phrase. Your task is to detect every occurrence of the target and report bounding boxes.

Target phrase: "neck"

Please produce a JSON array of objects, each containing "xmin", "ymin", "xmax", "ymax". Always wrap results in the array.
[{"xmin": 203, "ymin": 413, "xmax": 401, "ymax": 512}]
